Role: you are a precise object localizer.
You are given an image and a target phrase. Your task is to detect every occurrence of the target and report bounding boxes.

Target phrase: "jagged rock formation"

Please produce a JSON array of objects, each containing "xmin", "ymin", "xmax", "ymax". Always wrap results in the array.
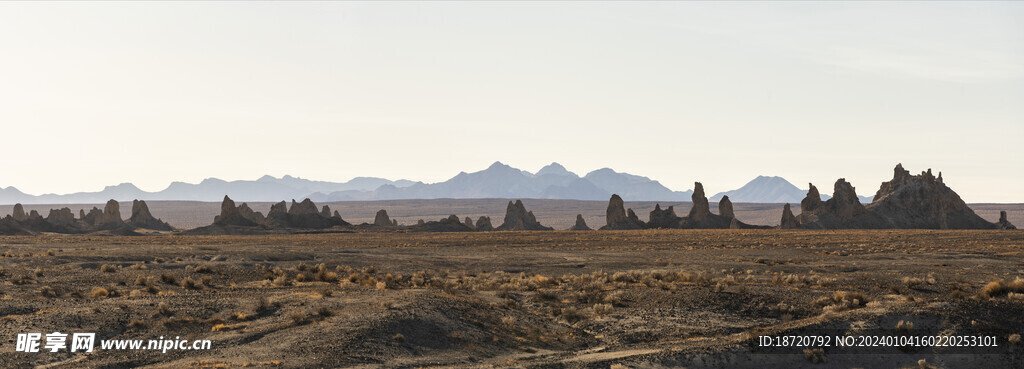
[
  {"xmin": 417, "ymin": 219, "xmax": 425, "ymax": 226},
  {"xmin": 464, "ymin": 216, "xmax": 476, "ymax": 230},
  {"xmin": 214, "ymin": 196, "xmax": 260, "ymax": 227},
  {"xmin": 601, "ymin": 194, "xmax": 645, "ymax": 230},
  {"xmin": 789, "ymin": 164, "xmax": 1001, "ymax": 229},
  {"xmin": 127, "ymin": 200, "xmax": 173, "ymax": 231},
  {"xmin": 569, "ymin": 214, "xmax": 592, "ymax": 231},
  {"xmin": 647, "ymin": 204, "xmax": 680, "ymax": 228},
  {"xmin": 496, "ymin": 200, "xmax": 552, "ymax": 231},
  {"xmin": 998, "ymin": 211, "xmax": 1016, "ymax": 230},
  {"xmin": 719, "ymin": 196, "xmax": 735, "ymax": 219},
  {"xmin": 796, "ymin": 179, "xmax": 882, "ymax": 229},
  {"xmin": 374, "ymin": 210, "xmax": 393, "ymax": 227},
  {"xmin": 780, "ymin": 204, "xmax": 799, "ymax": 229},
  {"xmin": 864, "ymin": 165, "xmax": 994, "ymax": 229},
  {"xmin": 475, "ymin": 216, "xmax": 494, "ymax": 231},
  {"xmin": 204, "ymin": 196, "xmax": 347, "ymax": 232},
  {"xmin": 679, "ymin": 183, "xmax": 751, "ymax": 229},
  {"xmin": 687, "ymin": 182, "xmax": 711, "ymax": 222}
]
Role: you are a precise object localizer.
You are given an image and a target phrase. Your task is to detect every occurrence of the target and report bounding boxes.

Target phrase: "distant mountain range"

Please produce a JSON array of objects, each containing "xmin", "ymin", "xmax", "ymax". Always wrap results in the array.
[
  {"xmin": 709, "ymin": 175, "xmax": 873, "ymax": 204},
  {"xmin": 1, "ymin": 162, "xmax": 873, "ymax": 205}
]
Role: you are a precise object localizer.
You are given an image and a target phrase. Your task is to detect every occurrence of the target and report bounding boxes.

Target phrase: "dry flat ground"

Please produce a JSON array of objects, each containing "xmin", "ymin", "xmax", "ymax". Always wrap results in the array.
[
  {"xmin": 1, "ymin": 230, "xmax": 1023, "ymax": 368},
  {"xmin": 4, "ymin": 200, "xmax": 1022, "ymax": 230}
]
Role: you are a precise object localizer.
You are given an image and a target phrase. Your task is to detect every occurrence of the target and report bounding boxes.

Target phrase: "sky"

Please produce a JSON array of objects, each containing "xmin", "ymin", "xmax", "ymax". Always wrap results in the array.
[{"xmin": 1, "ymin": 2, "xmax": 1021, "ymax": 202}]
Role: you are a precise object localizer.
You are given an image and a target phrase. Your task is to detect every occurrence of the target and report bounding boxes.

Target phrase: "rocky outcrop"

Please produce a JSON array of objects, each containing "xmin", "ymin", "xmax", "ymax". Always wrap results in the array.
[
  {"xmin": 238, "ymin": 203, "xmax": 266, "ymax": 224},
  {"xmin": 464, "ymin": 216, "xmax": 476, "ymax": 230},
  {"xmin": 128, "ymin": 200, "xmax": 173, "ymax": 231},
  {"xmin": 475, "ymin": 216, "xmax": 494, "ymax": 231},
  {"xmin": 210, "ymin": 196, "xmax": 345, "ymax": 230},
  {"xmin": 790, "ymin": 164, "xmax": 999, "ymax": 229},
  {"xmin": 374, "ymin": 210, "xmax": 393, "ymax": 227},
  {"xmin": 12, "ymin": 203, "xmax": 27, "ymax": 222},
  {"xmin": 687, "ymin": 182, "xmax": 711, "ymax": 222},
  {"xmin": 998, "ymin": 211, "xmax": 1016, "ymax": 230},
  {"xmin": 46, "ymin": 208, "xmax": 76, "ymax": 226},
  {"xmin": 410, "ymin": 214, "xmax": 474, "ymax": 232},
  {"xmin": 96, "ymin": 200, "xmax": 124, "ymax": 227},
  {"xmin": 678, "ymin": 183, "xmax": 749, "ymax": 229},
  {"xmin": 647, "ymin": 204, "xmax": 680, "ymax": 228},
  {"xmin": 780, "ymin": 203, "xmax": 799, "ymax": 229},
  {"xmin": 289, "ymin": 199, "xmax": 319, "ymax": 215},
  {"xmin": 496, "ymin": 200, "xmax": 552, "ymax": 231},
  {"xmin": 601, "ymin": 194, "xmax": 645, "ymax": 230},
  {"xmin": 863, "ymin": 164, "xmax": 994, "ymax": 229},
  {"xmin": 796, "ymin": 179, "xmax": 881, "ymax": 229},
  {"xmin": 800, "ymin": 184, "xmax": 823, "ymax": 213},
  {"xmin": 0, "ymin": 216, "xmax": 33, "ymax": 235},
  {"xmin": 569, "ymin": 214, "xmax": 592, "ymax": 231},
  {"xmin": 719, "ymin": 196, "xmax": 735, "ymax": 219}
]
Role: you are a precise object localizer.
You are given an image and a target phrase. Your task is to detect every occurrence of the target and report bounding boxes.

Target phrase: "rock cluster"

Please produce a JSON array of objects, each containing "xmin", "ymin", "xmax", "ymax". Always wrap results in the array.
[
  {"xmin": 569, "ymin": 214, "xmax": 592, "ymax": 231},
  {"xmin": 1, "ymin": 199, "xmax": 168, "ymax": 234},
  {"xmin": 496, "ymin": 200, "xmax": 552, "ymax": 231},
  {"xmin": 410, "ymin": 214, "xmax": 473, "ymax": 232},
  {"xmin": 601, "ymin": 194, "xmax": 645, "ymax": 230},
  {"xmin": 205, "ymin": 196, "xmax": 348, "ymax": 232},
  {"xmin": 647, "ymin": 204, "xmax": 680, "ymax": 228},
  {"xmin": 786, "ymin": 164, "xmax": 1001, "ymax": 229}
]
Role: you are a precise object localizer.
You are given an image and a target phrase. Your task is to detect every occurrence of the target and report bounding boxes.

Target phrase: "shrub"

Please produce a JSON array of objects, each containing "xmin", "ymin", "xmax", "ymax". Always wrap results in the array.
[
  {"xmin": 287, "ymin": 310, "xmax": 309, "ymax": 325},
  {"xmin": 161, "ymin": 274, "xmax": 177, "ymax": 284},
  {"xmin": 393, "ymin": 333, "xmax": 405, "ymax": 342},
  {"xmin": 100, "ymin": 264, "xmax": 117, "ymax": 273},
  {"xmin": 180, "ymin": 277, "xmax": 198, "ymax": 289},
  {"xmin": 894, "ymin": 320, "xmax": 914, "ymax": 333},
  {"xmin": 128, "ymin": 320, "xmax": 146, "ymax": 329},
  {"xmin": 593, "ymin": 303, "xmax": 613, "ymax": 316},
  {"xmin": 1009, "ymin": 334, "xmax": 1021, "ymax": 345},
  {"xmin": 91, "ymin": 287, "xmax": 109, "ymax": 298},
  {"xmin": 158, "ymin": 302, "xmax": 173, "ymax": 316}
]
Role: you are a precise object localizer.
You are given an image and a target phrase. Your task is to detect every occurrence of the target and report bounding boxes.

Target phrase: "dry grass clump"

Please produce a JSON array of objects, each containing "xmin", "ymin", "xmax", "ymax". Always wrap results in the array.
[
  {"xmin": 287, "ymin": 310, "xmax": 309, "ymax": 325},
  {"xmin": 99, "ymin": 264, "xmax": 118, "ymax": 273},
  {"xmin": 980, "ymin": 277, "xmax": 1024, "ymax": 298},
  {"xmin": 392, "ymin": 333, "xmax": 405, "ymax": 342},
  {"xmin": 272, "ymin": 276, "xmax": 291, "ymax": 287},
  {"xmin": 39, "ymin": 286, "xmax": 56, "ymax": 297},
  {"xmin": 592, "ymin": 303, "xmax": 613, "ymax": 316},
  {"xmin": 128, "ymin": 319, "xmax": 146, "ymax": 329},
  {"xmin": 1008, "ymin": 333, "xmax": 1021, "ymax": 346},
  {"xmin": 816, "ymin": 291, "xmax": 868, "ymax": 314},
  {"xmin": 91, "ymin": 287, "xmax": 109, "ymax": 298},
  {"xmin": 161, "ymin": 273, "xmax": 177, "ymax": 285},
  {"xmin": 772, "ymin": 273, "xmax": 834, "ymax": 287}
]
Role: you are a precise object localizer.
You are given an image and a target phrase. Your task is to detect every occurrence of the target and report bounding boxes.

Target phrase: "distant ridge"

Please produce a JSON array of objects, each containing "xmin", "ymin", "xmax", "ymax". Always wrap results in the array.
[{"xmin": 711, "ymin": 176, "xmax": 873, "ymax": 204}]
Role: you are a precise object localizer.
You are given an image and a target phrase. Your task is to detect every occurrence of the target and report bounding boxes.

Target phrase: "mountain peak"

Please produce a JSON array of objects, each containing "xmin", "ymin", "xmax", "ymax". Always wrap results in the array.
[
  {"xmin": 536, "ymin": 162, "xmax": 576, "ymax": 177},
  {"xmin": 487, "ymin": 161, "xmax": 511, "ymax": 170},
  {"xmin": 257, "ymin": 175, "xmax": 277, "ymax": 182}
]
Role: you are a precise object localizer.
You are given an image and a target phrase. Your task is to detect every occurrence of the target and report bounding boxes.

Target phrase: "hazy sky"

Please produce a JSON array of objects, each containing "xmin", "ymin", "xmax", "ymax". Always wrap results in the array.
[{"xmin": 1, "ymin": 2, "xmax": 1021, "ymax": 202}]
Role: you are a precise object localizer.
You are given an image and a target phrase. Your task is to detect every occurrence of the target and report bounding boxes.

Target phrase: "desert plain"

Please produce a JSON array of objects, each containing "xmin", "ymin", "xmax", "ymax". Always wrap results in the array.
[{"xmin": 1, "ymin": 229, "xmax": 1022, "ymax": 368}]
